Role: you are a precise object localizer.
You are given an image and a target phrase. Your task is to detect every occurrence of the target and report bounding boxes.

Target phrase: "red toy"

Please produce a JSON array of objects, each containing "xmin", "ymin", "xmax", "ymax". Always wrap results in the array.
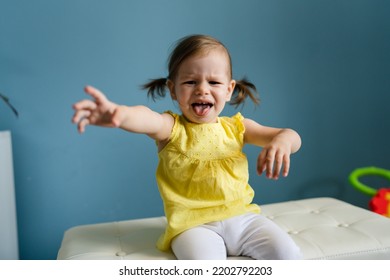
[
  {"xmin": 349, "ymin": 167, "xmax": 390, "ymax": 217},
  {"xmin": 370, "ymin": 189, "xmax": 390, "ymax": 217}
]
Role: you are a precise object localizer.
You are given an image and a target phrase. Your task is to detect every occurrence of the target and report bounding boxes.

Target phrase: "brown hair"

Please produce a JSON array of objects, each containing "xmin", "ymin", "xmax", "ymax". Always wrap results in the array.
[{"xmin": 142, "ymin": 34, "xmax": 259, "ymax": 106}]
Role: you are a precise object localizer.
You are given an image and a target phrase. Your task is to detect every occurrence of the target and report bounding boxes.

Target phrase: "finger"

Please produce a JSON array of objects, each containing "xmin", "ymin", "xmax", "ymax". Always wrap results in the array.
[
  {"xmin": 265, "ymin": 149, "xmax": 276, "ymax": 179},
  {"xmin": 72, "ymin": 99, "xmax": 98, "ymax": 111},
  {"xmin": 77, "ymin": 117, "xmax": 90, "ymax": 134},
  {"xmin": 84, "ymin": 85, "xmax": 107, "ymax": 102},
  {"xmin": 257, "ymin": 149, "xmax": 267, "ymax": 175},
  {"xmin": 282, "ymin": 154, "xmax": 290, "ymax": 177},
  {"xmin": 72, "ymin": 109, "xmax": 91, "ymax": 124},
  {"xmin": 271, "ymin": 152, "xmax": 283, "ymax": 179}
]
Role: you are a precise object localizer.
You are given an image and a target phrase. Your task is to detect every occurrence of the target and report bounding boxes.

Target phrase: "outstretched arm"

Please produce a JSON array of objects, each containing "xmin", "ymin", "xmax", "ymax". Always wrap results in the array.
[
  {"xmin": 243, "ymin": 118, "xmax": 301, "ymax": 180},
  {"xmin": 72, "ymin": 85, "xmax": 173, "ymax": 141}
]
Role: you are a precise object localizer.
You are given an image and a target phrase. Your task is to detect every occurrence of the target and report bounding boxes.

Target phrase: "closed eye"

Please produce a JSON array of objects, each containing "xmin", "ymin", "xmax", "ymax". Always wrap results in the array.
[
  {"xmin": 209, "ymin": 81, "xmax": 221, "ymax": 85},
  {"xmin": 183, "ymin": 81, "xmax": 196, "ymax": 85}
]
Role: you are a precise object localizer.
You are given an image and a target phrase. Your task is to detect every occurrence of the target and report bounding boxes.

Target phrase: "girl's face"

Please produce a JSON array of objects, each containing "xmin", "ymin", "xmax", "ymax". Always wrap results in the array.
[{"xmin": 167, "ymin": 49, "xmax": 236, "ymax": 124}]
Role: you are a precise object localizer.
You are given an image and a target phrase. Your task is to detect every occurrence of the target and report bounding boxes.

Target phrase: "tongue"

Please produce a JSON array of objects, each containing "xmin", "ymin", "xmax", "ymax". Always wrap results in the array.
[{"xmin": 193, "ymin": 104, "xmax": 210, "ymax": 116}]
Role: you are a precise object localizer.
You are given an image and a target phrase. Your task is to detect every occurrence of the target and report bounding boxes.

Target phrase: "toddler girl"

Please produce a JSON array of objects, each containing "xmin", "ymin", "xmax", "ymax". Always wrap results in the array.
[{"xmin": 72, "ymin": 34, "xmax": 302, "ymax": 260}]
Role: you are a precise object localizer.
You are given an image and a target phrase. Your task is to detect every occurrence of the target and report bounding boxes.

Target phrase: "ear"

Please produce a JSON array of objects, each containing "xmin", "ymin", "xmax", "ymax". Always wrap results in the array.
[
  {"xmin": 225, "ymin": 79, "xmax": 236, "ymax": 101},
  {"xmin": 167, "ymin": 79, "xmax": 177, "ymax": 100}
]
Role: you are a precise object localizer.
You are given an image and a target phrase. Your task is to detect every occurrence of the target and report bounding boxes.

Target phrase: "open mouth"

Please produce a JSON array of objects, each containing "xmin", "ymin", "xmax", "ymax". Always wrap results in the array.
[{"xmin": 191, "ymin": 102, "xmax": 214, "ymax": 116}]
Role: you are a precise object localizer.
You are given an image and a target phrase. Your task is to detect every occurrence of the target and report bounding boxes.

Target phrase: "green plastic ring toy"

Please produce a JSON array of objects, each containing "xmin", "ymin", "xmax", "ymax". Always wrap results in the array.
[{"xmin": 349, "ymin": 166, "xmax": 390, "ymax": 196}]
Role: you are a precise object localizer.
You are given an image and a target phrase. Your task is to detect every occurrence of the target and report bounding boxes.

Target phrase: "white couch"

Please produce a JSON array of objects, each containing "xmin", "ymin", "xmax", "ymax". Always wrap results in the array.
[{"xmin": 57, "ymin": 197, "xmax": 390, "ymax": 260}]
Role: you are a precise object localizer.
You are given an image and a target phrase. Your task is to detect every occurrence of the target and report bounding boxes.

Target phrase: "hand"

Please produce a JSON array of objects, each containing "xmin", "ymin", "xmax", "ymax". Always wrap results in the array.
[
  {"xmin": 72, "ymin": 85, "xmax": 119, "ymax": 133},
  {"xmin": 257, "ymin": 137, "xmax": 292, "ymax": 180}
]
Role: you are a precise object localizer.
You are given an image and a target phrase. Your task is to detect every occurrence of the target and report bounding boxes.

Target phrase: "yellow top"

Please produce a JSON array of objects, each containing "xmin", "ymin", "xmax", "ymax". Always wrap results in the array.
[{"xmin": 156, "ymin": 112, "xmax": 260, "ymax": 251}]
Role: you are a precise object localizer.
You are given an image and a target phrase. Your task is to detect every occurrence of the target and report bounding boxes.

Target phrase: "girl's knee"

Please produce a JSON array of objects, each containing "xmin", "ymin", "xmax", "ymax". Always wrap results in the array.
[
  {"xmin": 240, "ymin": 215, "xmax": 302, "ymax": 260},
  {"xmin": 171, "ymin": 227, "xmax": 227, "ymax": 260},
  {"xmin": 272, "ymin": 239, "xmax": 302, "ymax": 260}
]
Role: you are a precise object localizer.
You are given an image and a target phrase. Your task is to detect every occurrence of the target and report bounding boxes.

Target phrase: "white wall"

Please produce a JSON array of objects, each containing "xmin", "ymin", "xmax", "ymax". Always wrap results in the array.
[{"xmin": 0, "ymin": 131, "xmax": 19, "ymax": 259}]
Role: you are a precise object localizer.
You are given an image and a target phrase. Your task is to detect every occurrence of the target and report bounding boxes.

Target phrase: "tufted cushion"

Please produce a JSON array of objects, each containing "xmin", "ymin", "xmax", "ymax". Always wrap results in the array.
[
  {"xmin": 57, "ymin": 197, "xmax": 390, "ymax": 260},
  {"xmin": 260, "ymin": 197, "xmax": 390, "ymax": 259}
]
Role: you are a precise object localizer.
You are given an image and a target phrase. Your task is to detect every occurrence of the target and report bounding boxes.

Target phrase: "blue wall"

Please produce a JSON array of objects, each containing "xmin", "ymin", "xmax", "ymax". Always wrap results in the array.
[{"xmin": 1, "ymin": 0, "xmax": 389, "ymax": 259}]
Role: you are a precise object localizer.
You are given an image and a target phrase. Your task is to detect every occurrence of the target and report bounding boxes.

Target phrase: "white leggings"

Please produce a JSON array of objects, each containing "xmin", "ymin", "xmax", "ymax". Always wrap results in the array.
[{"xmin": 171, "ymin": 213, "xmax": 302, "ymax": 260}]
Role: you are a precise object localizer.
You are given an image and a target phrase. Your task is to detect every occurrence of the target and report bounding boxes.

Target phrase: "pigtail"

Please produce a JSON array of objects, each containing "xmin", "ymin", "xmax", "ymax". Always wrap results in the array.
[
  {"xmin": 230, "ymin": 77, "xmax": 260, "ymax": 107},
  {"xmin": 141, "ymin": 78, "xmax": 168, "ymax": 101}
]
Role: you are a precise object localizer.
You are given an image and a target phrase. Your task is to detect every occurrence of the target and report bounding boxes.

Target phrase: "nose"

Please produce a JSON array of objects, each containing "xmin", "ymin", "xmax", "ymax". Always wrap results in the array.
[{"xmin": 195, "ymin": 81, "xmax": 209, "ymax": 95}]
